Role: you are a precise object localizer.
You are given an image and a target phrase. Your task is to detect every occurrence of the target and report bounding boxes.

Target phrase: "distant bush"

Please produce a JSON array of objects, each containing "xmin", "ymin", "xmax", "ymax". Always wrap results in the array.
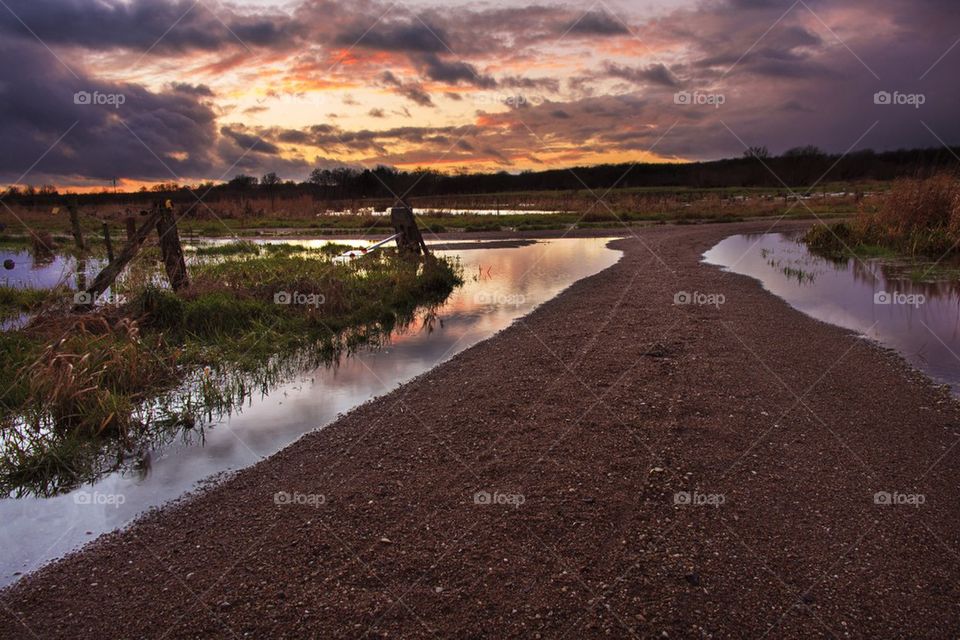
[
  {"xmin": 805, "ymin": 174, "xmax": 960, "ymax": 258},
  {"xmin": 803, "ymin": 222, "xmax": 855, "ymax": 258}
]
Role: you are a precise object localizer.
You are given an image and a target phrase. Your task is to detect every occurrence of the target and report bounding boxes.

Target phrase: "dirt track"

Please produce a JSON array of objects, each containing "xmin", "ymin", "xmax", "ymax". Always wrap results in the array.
[{"xmin": 3, "ymin": 221, "xmax": 960, "ymax": 639}]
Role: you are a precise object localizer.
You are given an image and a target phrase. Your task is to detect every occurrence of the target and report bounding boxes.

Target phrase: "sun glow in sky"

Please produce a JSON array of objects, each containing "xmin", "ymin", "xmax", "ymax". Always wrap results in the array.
[{"xmin": 0, "ymin": 0, "xmax": 957, "ymax": 189}]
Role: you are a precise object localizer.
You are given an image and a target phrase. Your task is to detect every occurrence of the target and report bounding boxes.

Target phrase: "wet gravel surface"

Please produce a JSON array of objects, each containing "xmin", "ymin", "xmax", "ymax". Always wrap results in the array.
[{"xmin": 3, "ymin": 221, "xmax": 960, "ymax": 639}]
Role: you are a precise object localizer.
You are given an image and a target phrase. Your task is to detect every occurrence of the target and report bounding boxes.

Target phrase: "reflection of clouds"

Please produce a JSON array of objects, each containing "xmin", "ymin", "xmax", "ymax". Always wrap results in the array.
[
  {"xmin": 706, "ymin": 233, "xmax": 960, "ymax": 397},
  {"xmin": 0, "ymin": 238, "xmax": 621, "ymax": 586},
  {"xmin": 0, "ymin": 249, "xmax": 107, "ymax": 291}
]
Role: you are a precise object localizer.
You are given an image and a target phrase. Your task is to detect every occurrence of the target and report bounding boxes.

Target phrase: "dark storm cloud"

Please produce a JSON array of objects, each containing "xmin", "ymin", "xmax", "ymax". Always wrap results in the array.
[
  {"xmin": 0, "ymin": 0, "xmax": 298, "ymax": 53},
  {"xmin": 219, "ymin": 127, "xmax": 280, "ymax": 155},
  {"xmin": 0, "ymin": 38, "xmax": 311, "ymax": 184},
  {"xmin": 417, "ymin": 54, "xmax": 497, "ymax": 89},
  {"xmin": 379, "ymin": 71, "xmax": 434, "ymax": 107},
  {"xmin": 602, "ymin": 62, "xmax": 679, "ymax": 87},
  {"xmin": 2, "ymin": 0, "xmax": 960, "ymax": 184},
  {"xmin": 499, "ymin": 76, "xmax": 561, "ymax": 93},
  {"xmin": 564, "ymin": 10, "xmax": 630, "ymax": 36},
  {"xmin": 0, "ymin": 38, "xmax": 220, "ymax": 183},
  {"xmin": 336, "ymin": 19, "xmax": 449, "ymax": 53}
]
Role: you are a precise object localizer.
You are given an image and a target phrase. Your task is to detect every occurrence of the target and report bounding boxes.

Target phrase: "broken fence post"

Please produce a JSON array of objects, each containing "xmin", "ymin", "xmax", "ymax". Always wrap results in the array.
[
  {"xmin": 77, "ymin": 206, "xmax": 162, "ymax": 310},
  {"xmin": 156, "ymin": 205, "xmax": 190, "ymax": 292},
  {"xmin": 389, "ymin": 206, "xmax": 429, "ymax": 256}
]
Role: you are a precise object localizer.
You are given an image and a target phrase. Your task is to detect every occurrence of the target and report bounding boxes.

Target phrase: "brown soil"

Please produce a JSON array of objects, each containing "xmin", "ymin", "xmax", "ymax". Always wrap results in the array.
[{"xmin": 3, "ymin": 221, "xmax": 960, "ymax": 639}]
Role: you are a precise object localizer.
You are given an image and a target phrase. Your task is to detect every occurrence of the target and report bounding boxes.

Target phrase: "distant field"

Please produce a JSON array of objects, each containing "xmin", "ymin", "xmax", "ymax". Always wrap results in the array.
[{"xmin": 0, "ymin": 183, "xmax": 875, "ymax": 244}]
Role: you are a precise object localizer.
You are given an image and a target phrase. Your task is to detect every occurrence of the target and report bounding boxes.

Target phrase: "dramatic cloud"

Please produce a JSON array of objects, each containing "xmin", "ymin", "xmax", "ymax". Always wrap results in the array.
[
  {"xmin": 0, "ymin": 0, "xmax": 958, "ymax": 186},
  {"xmin": 602, "ymin": 62, "xmax": 679, "ymax": 87},
  {"xmin": 0, "ymin": 0, "xmax": 299, "ymax": 54}
]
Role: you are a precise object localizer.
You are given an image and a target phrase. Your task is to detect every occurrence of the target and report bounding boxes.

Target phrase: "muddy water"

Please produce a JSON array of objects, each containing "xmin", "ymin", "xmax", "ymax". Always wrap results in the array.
[
  {"xmin": 705, "ymin": 232, "xmax": 960, "ymax": 394},
  {"xmin": 0, "ymin": 237, "xmax": 621, "ymax": 586}
]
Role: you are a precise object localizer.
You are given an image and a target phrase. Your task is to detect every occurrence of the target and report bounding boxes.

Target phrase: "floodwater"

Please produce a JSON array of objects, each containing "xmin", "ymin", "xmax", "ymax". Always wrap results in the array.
[
  {"xmin": 704, "ymin": 232, "xmax": 960, "ymax": 393},
  {"xmin": 0, "ymin": 237, "xmax": 621, "ymax": 586},
  {"xmin": 317, "ymin": 207, "xmax": 562, "ymax": 217},
  {"xmin": 0, "ymin": 251, "xmax": 109, "ymax": 329},
  {"xmin": 0, "ymin": 250, "xmax": 106, "ymax": 290}
]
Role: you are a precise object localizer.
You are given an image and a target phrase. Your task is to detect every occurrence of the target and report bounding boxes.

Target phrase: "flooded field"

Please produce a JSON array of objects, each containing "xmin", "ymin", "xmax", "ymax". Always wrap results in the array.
[
  {"xmin": 0, "ymin": 237, "xmax": 621, "ymax": 586},
  {"xmin": 318, "ymin": 207, "xmax": 562, "ymax": 217},
  {"xmin": 705, "ymin": 232, "xmax": 960, "ymax": 393}
]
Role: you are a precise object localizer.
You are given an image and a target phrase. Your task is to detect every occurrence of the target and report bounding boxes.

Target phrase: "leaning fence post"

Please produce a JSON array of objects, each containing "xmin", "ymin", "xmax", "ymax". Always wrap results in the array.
[
  {"xmin": 76, "ymin": 206, "xmax": 162, "ymax": 310},
  {"xmin": 390, "ymin": 206, "xmax": 429, "ymax": 256},
  {"xmin": 155, "ymin": 204, "xmax": 190, "ymax": 291}
]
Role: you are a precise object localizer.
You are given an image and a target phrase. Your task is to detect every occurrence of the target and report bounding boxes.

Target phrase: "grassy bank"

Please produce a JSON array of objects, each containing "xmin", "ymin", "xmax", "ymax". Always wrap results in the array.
[
  {"xmin": 0, "ymin": 243, "xmax": 462, "ymax": 495},
  {"xmin": 802, "ymin": 174, "xmax": 960, "ymax": 280}
]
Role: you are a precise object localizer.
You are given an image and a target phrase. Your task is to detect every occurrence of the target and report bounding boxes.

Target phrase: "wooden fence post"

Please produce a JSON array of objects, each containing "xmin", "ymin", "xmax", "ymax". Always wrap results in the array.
[
  {"xmin": 102, "ymin": 222, "xmax": 114, "ymax": 262},
  {"xmin": 67, "ymin": 203, "xmax": 85, "ymax": 252},
  {"xmin": 390, "ymin": 206, "xmax": 429, "ymax": 256},
  {"xmin": 76, "ymin": 258, "xmax": 87, "ymax": 291},
  {"xmin": 77, "ymin": 207, "xmax": 162, "ymax": 310},
  {"xmin": 125, "ymin": 217, "xmax": 137, "ymax": 242},
  {"xmin": 156, "ymin": 206, "xmax": 190, "ymax": 291}
]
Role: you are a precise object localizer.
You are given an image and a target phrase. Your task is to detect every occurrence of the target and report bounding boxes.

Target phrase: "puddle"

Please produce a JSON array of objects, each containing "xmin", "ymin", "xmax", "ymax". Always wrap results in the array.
[
  {"xmin": 705, "ymin": 232, "xmax": 960, "ymax": 394},
  {"xmin": 0, "ymin": 237, "xmax": 621, "ymax": 586},
  {"xmin": 0, "ymin": 250, "xmax": 107, "ymax": 291}
]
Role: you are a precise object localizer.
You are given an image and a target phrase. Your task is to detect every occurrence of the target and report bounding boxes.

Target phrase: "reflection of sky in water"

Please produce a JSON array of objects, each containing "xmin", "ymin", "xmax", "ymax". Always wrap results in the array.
[
  {"xmin": 0, "ymin": 250, "xmax": 106, "ymax": 290},
  {"xmin": 704, "ymin": 233, "xmax": 960, "ymax": 395},
  {"xmin": 0, "ymin": 238, "xmax": 621, "ymax": 586}
]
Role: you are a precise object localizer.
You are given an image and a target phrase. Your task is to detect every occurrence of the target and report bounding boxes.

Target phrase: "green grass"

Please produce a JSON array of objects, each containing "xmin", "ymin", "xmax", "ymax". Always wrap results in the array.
[
  {"xmin": 802, "ymin": 221, "xmax": 960, "ymax": 283},
  {"xmin": 0, "ymin": 245, "xmax": 462, "ymax": 496},
  {"xmin": 0, "ymin": 286, "xmax": 56, "ymax": 320}
]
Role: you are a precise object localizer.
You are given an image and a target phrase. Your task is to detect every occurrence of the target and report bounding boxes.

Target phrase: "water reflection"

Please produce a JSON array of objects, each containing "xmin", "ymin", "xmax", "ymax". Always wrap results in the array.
[
  {"xmin": 704, "ymin": 232, "xmax": 960, "ymax": 394},
  {"xmin": 0, "ymin": 250, "xmax": 106, "ymax": 291},
  {"xmin": 0, "ymin": 237, "xmax": 621, "ymax": 586}
]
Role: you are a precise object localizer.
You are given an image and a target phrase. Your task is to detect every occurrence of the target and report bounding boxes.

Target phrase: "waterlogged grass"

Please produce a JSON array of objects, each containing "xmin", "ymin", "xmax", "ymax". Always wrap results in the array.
[
  {"xmin": 805, "ymin": 175, "xmax": 960, "ymax": 264},
  {"xmin": 0, "ymin": 245, "xmax": 462, "ymax": 495},
  {"xmin": 0, "ymin": 286, "xmax": 56, "ymax": 320},
  {"xmin": 170, "ymin": 204, "xmax": 853, "ymax": 237}
]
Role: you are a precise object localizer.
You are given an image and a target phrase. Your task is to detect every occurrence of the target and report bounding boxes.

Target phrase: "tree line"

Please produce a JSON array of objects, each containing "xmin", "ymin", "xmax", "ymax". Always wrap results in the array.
[{"xmin": 4, "ymin": 145, "xmax": 960, "ymax": 207}]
